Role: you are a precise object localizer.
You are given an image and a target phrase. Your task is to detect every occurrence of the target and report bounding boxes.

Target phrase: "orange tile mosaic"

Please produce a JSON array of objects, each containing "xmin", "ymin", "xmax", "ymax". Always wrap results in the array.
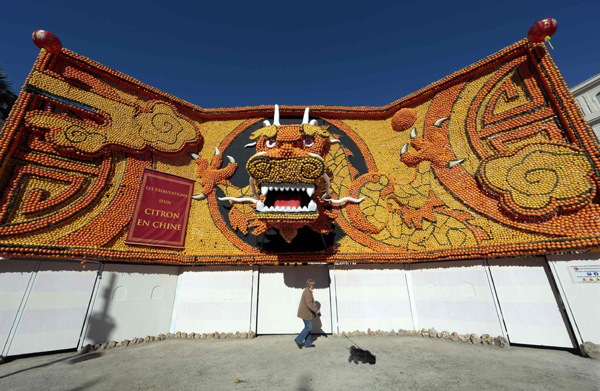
[{"xmin": 1, "ymin": 40, "xmax": 600, "ymax": 265}]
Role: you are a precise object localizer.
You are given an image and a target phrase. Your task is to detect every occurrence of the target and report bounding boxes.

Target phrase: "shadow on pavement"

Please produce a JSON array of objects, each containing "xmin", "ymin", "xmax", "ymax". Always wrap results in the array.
[
  {"xmin": 311, "ymin": 334, "xmax": 327, "ymax": 343},
  {"xmin": 296, "ymin": 373, "xmax": 314, "ymax": 391},
  {"xmin": 66, "ymin": 377, "xmax": 104, "ymax": 391},
  {"xmin": 68, "ymin": 352, "xmax": 104, "ymax": 365},
  {"xmin": 0, "ymin": 351, "xmax": 104, "ymax": 380}
]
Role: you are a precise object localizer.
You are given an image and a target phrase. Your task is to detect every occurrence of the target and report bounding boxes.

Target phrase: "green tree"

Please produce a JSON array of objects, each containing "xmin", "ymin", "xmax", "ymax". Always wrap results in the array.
[{"xmin": 0, "ymin": 66, "xmax": 17, "ymax": 121}]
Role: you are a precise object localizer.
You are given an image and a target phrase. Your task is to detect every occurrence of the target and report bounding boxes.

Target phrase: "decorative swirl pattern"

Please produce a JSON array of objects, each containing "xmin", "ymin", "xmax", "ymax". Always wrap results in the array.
[
  {"xmin": 477, "ymin": 143, "xmax": 594, "ymax": 216},
  {"xmin": 64, "ymin": 124, "xmax": 107, "ymax": 145},
  {"xmin": 139, "ymin": 103, "xmax": 188, "ymax": 145}
]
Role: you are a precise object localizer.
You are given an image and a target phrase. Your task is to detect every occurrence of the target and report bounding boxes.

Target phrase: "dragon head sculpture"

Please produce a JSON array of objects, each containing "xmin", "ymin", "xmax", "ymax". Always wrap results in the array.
[
  {"xmin": 193, "ymin": 105, "xmax": 363, "ymax": 245},
  {"xmin": 244, "ymin": 105, "xmax": 338, "ymax": 243}
]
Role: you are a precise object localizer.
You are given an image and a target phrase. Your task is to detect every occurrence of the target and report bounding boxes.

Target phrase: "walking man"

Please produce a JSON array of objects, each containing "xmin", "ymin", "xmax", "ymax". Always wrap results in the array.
[{"xmin": 295, "ymin": 279, "xmax": 320, "ymax": 349}]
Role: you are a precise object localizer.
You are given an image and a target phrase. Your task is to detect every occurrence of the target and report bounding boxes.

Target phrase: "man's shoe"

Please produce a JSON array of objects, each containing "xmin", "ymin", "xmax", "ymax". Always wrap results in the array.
[
  {"xmin": 305, "ymin": 344, "xmax": 316, "ymax": 348},
  {"xmin": 294, "ymin": 340, "xmax": 303, "ymax": 349}
]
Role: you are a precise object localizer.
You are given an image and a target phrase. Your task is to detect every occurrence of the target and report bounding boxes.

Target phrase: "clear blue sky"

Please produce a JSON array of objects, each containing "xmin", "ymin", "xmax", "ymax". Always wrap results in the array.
[{"xmin": 1, "ymin": 0, "xmax": 598, "ymax": 109}]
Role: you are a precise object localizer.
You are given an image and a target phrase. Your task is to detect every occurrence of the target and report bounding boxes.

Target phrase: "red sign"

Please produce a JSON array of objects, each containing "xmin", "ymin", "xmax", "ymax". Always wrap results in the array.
[{"xmin": 126, "ymin": 169, "xmax": 195, "ymax": 249}]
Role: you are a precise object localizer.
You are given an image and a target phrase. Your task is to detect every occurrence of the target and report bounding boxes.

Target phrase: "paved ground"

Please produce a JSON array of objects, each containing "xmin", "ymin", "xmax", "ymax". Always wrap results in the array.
[{"xmin": 1, "ymin": 334, "xmax": 599, "ymax": 391}]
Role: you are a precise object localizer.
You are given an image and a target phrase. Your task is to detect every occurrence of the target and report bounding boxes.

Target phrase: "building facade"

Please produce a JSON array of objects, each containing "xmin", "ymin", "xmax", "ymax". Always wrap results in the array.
[
  {"xmin": 572, "ymin": 72, "xmax": 600, "ymax": 141},
  {"xmin": 1, "ymin": 40, "xmax": 599, "ymax": 358}
]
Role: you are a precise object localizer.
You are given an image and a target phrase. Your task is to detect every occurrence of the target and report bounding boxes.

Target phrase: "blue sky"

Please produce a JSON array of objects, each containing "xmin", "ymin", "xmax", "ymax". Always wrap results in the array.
[{"xmin": 1, "ymin": 0, "xmax": 598, "ymax": 109}]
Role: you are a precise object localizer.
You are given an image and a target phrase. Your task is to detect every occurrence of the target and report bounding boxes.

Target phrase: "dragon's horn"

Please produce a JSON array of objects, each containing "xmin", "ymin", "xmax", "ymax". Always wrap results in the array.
[
  {"xmin": 273, "ymin": 104, "xmax": 280, "ymax": 126},
  {"xmin": 302, "ymin": 107, "xmax": 310, "ymax": 125}
]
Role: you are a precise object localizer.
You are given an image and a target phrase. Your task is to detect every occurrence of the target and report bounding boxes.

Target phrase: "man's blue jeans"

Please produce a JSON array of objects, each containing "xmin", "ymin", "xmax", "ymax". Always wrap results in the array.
[{"xmin": 295, "ymin": 319, "xmax": 312, "ymax": 347}]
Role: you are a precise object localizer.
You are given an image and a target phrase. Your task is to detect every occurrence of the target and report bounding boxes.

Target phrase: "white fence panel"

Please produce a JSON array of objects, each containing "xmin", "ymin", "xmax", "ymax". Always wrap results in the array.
[
  {"xmin": 0, "ymin": 260, "xmax": 38, "ymax": 356},
  {"xmin": 173, "ymin": 266, "xmax": 253, "ymax": 334},
  {"xmin": 83, "ymin": 264, "xmax": 178, "ymax": 345},
  {"xmin": 407, "ymin": 260, "xmax": 504, "ymax": 336},
  {"xmin": 548, "ymin": 253, "xmax": 600, "ymax": 345},
  {"xmin": 335, "ymin": 265, "xmax": 412, "ymax": 333},
  {"xmin": 488, "ymin": 257, "xmax": 574, "ymax": 347},
  {"xmin": 8, "ymin": 261, "xmax": 98, "ymax": 355},
  {"xmin": 258, "ymin": 266, "xmax": 331, "ymax": 334}
]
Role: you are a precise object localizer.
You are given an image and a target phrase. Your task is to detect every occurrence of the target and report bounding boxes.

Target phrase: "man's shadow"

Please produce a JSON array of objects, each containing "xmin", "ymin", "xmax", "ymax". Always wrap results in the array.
[{"xmin": 85, "ymin": 273, "xmax": 117, "ymax": 345}]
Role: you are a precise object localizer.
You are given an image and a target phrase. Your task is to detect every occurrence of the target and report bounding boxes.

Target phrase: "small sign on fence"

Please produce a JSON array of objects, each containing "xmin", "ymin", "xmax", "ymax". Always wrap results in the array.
[{"xmin": 568, "ymin": 265, "xmax": 600, "ymax": 283}]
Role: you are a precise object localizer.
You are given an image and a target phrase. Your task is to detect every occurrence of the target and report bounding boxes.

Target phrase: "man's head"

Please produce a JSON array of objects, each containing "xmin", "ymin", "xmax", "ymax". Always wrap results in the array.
[{"xmin": 306, "ymin": 279, "xmax": 315, "ymax": 290}]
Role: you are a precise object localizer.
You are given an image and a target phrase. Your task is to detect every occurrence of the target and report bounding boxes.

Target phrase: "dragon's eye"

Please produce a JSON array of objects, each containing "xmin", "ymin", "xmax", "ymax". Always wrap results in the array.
[
  {"xmin": 303, "ymin": 137, "xmax": 314, "ymax": 147},
  {"xmin": 266, "ymin": 138, "xmax": 276, "ymax": 148}
]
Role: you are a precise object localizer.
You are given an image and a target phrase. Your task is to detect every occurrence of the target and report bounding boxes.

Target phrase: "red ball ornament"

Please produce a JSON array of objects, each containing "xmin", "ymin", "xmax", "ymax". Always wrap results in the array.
[
  {"xmin": 527, "ymin": 18, "xmax": 557, "ymax": 49},
  {"xmin": 32, "ymin": 30, "xmax": 62, "ymax": 54}
]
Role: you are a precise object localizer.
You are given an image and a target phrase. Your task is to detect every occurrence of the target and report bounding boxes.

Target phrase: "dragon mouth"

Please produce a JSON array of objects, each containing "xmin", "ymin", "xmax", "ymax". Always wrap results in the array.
[{"xmin": 256, "ymin": 182, "xmax": 318, "ymax": 214}]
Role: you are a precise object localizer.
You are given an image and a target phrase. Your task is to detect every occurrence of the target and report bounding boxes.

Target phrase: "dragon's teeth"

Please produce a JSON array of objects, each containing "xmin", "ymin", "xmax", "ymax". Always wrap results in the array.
[
  {"xmin": 285, "ymin": 206, "xmax": 291, "ymax": 212},
  {"xmin": 291, "ymin": 206, "xmax": 297, "ymax": 212},
  {"xmin": 269, "ymin": 186, "xmax": 273, "ymax": 191},
  {"xmin": 256, "ymin": 201, "xmax": 264, "ymax": 212},
  {"xmin": 274, "ymin": 206, "xmax": 282, "ymax": 212},
  {"xmin": 308, "ymin": 200, "xmax": 317, "ymax": 212},
  {"xmin": 307, "ymin": 186, "xmax": 315, "ymax": 197},
  {"xmin": 302, "ymin": 206, "xmax": 308, "ymax": 212},
  {"xmin": 261, "ymin": 186, "xmax": 268, "ymax": 196},
  {"xmin": 274, "ymin": 186, "xmax": 279, "ymax": 191},
  {"xmin": 285, "ymin": 186, "xmax": 290, "ymax": 191}
]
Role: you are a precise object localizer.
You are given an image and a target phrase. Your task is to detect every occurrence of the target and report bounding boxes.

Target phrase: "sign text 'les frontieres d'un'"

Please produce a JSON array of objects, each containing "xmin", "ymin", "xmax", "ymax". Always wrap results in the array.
[{"xmin": 126, "ymin": 169, "xmax": 195, "ymax": 249}]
